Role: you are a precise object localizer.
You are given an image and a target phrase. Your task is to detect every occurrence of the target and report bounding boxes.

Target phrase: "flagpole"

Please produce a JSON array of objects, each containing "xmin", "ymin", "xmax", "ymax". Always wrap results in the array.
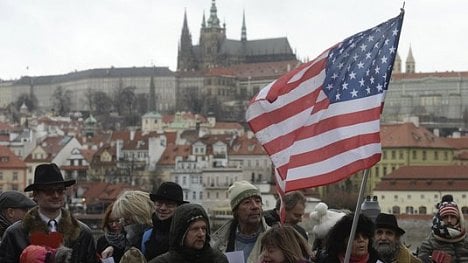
[{"xmin": 344, "ymin": 169, "xmax": 370, "ymax": 263}]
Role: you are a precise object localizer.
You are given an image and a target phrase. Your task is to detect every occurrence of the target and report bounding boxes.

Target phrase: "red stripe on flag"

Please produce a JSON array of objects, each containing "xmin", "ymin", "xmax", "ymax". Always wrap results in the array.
[
  {"xmin": 289, "ymin": 132, "xmax": 381, "ymax": 168},
  {"xmin": 264, "ymin": 56, "xmax": 327, "ymax": 103},
  {"xmin": 283, "ymin": 154, "xmax": 381, "ymax": 191}
]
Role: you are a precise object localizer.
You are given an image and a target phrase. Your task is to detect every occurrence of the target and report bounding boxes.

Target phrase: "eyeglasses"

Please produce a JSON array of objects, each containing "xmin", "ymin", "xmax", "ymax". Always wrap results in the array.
[
  {"xmin": 155, "ymin": 200, "xmax": 178, "ymax": 209},
  {"xmin": 108, "ymin": 219, "xmax": 122, "ymax": 225},
  {"xmin": 36, "ymin": 188, "xmax": 66, "ymax": 195}
]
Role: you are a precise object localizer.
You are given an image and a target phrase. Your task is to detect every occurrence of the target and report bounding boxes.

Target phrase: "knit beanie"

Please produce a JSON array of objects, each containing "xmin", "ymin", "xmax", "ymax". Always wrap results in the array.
[
  {"xmin": 228, "ymin": 180, "xmax": 261, "ymax": 210},
  {"xmin": 439, "ymin": 202, "xmax": 460, "ymax": 218}
]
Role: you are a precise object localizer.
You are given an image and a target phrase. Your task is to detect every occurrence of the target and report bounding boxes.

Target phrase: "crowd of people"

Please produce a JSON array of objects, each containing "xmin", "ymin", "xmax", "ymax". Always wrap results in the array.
[{"xmin": 0, "ymin": 162, "xmax": 467, "ymax": 263}]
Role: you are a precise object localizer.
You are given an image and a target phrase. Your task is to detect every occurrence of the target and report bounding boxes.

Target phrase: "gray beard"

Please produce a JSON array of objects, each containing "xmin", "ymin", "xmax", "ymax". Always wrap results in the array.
[{"xmin": 374, "ymin": 240, "xmax": 400, "ymax": 263}]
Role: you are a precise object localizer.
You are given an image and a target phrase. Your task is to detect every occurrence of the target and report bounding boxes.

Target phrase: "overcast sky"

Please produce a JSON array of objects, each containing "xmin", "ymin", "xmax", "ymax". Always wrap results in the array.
[{"xmin": 1, "ymin": 0, "xmax": 467, "ymax": 80}]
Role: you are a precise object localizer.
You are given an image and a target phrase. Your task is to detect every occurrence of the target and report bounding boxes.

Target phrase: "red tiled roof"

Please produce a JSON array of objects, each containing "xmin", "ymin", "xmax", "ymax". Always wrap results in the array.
[
  {"xmin": 443, "ymin": 137, "xmax": 468, "ymax": 150},
  {"xmin": 229, "ymin": 135, "xmax": 266, "ymax": 155},
  {"xmin": 0, "ymin": 122, "xmax": 14, "ymax": 131},
  {"xmin": 158, "ymin": 143, "xmax": 191, "ymax": 165},
  {"xmin": 80, "ymin": 149, "xmax": 96, "ymax": 162},
  {"xmin": 212, "ymin": 122, "xmax": 243, "ymax": 130},
  {"xmin": 78, "ymin": 182, "xmax": 137, "ymax": 204},
  {"xmin": 0, "ymin": 145, "xmax": 26, "ymax": 169},
  {"xmin": 455, "ymin": 151, "xmax": 468, "ymax": 160},
  {"xmin": 380, "ymin": 122, "xmax": 451, "ymax": 148},
  {"xmin": 374, "ymin": 165, "xmax": 468, "ymax": 191}
]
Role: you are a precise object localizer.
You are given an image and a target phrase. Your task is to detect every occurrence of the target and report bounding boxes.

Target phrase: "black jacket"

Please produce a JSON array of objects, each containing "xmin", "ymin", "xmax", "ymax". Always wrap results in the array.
[
  {"xmin": 149, "ymin": 204, "xmax": 228, "ymax": 263},
  {"xmin": 143, "ymin": 213, "xmax": 172, "ymax": 260},
  {"xmin": 0, "ymin": 207, "xmax": 97, "ymax": 263}
]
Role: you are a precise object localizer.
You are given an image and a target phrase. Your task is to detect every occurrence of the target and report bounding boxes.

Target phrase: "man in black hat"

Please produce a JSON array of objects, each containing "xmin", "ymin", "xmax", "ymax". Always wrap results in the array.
[
  {"xmin": 141, "ymin": 181, "xmax": 187, "ymax": 261},
  {"xmin": 0, "ymin": 163, "xmax": 97, "ymax": 263},
  {"xmin": 373, "ymin": 213, "xmax": 421, "ymax": 263},
  {"xmin": 0, "ymin": 191, "xmax": 36, "ymax": 240}
]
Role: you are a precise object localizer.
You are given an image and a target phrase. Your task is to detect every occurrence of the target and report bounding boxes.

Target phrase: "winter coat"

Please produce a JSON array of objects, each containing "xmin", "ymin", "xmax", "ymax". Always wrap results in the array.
[
  {"xmin": 319, "ymin": 248, "xmax": 382, "ymax": 263},
  {"xmin": 418, "ymin": 233, "xmax": 468, "ymax": 263},
  {"xmin": 396, "ymin": 244, "xmax": 421, "ymax": 263},
  {"xmin": 149, "ymin": 203, "xmax": 228, "ymax": 263},
  {"xmin": 0, "ymin": 207, "xmax": 97, "ymax": 263},
  {"xmin": 142, "ymin": 213, "xmax": 172, "ymax": 261},
  {"xmin": 211, "ymin": 217, "xmax": 270, "ymax": 263},
  {"xmin": 96, "ymin": 234, "xmax": 126, "ymax": 262}
]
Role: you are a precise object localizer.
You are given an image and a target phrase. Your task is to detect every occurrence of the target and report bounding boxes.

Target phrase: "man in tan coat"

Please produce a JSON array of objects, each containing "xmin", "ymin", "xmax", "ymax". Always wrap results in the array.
[{"xmin": 373, "ymin": 213, "xmax": 421, "ymax": 263}]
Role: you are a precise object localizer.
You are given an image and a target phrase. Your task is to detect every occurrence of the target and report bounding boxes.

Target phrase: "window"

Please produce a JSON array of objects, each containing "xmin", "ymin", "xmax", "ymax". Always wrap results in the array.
[
  {"xmin": 391, "ymin": 150, "xmax": 396, "ymax": 159},
  {"xmin": 399, "ymin": 150, "xmax": 404, "ymax": 159},
  {"xmin": 12, "ymin": 172, "xmax": 18, "ymax": 181},
  {"xmin": 199, "ymin": 191, "xmax": 203, "ymax": 200},
  {"xmin": 434, "ymin": 151, "xmax": 439, "ymax": 160},
  {"xmin": 422, "ymin": 151, "xmax": 427, "ymax": 160},
  {"xmin": 412, "ymin": 150, "xmax": 417, "ymax": 159},
  {"xmin": 419, "ymin": 206, "xmax": 427, "ymax": 214},
  {"xmin": 192, "ymin": 191, "xmax": 196, "ymax": 200}
]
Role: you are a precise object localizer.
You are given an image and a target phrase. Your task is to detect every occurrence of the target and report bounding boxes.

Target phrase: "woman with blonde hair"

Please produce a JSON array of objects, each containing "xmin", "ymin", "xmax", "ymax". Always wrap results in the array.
[
  {"xmin": 112, "ymin": 190, "xmax": 154, "ymax": 249},
  {"xmin": 96, "ymin": 203, "xmax": 127, "ymax": 262},
  {"xmin": 258, "ymin": 225, "xmax": 313, "ymax": 263}
]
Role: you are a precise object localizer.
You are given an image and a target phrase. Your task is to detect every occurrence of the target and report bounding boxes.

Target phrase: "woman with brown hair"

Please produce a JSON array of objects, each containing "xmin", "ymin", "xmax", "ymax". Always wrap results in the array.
[{"xmin": 258, "ymin": 225, "xmax": 313, "ymax": 263}]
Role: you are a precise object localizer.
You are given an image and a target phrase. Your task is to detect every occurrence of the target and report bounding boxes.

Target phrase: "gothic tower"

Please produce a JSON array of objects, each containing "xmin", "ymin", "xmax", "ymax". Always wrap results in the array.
[
  {"xmin": 241, "ymin": 10, "xmax": 247, "ymax": 42},
  {"xmin": 406, "ymin": 46, "xmax": 415, "ymax": 73},
  {"xmin": 199, "ymin": 0, "xmax": 226, "ymax": 68},
  {"xmin": 177, "ymin": 10, "xmax": 196, "ymax": 71},
  {"xmin": 148, "ymin": 75, "xmax": 156, "ymax": 112},
  {"xmin": 393, "ymin": 52, "xmax": 401, "ymax": 73}
]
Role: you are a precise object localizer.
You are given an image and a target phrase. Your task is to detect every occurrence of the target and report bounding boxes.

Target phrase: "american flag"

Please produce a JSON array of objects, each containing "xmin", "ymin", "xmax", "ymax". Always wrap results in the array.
[{"xmin": 246, "ymin": 12, "xmax": 404, "ymax": 193}]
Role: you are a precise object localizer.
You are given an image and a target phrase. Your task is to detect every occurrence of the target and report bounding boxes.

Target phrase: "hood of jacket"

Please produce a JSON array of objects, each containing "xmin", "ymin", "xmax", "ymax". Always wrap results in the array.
[{"xmin": 169, "ymin": 203, "xmax": 210, "ymax": 250}]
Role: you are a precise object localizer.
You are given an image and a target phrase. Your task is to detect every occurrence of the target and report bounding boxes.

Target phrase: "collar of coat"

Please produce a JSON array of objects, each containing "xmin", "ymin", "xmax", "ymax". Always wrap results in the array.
[{"xmin": 22, "ymin": 207, "xmax": 82, "ymax": 246}]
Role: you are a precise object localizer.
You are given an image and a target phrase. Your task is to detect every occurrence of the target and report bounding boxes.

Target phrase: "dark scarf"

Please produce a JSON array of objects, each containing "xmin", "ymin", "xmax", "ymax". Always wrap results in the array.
[
  {"xmin": 144, "ymin": 213, "xmax": 173, "ymax": 260},
  {"xmin": 105, "ymin": 231, "xmax": 127, "ymax": 249}
]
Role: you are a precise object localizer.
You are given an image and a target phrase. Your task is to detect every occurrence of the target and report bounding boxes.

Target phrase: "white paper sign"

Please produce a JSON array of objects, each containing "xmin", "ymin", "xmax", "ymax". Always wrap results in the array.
[
  {"xmin": 225, "ymin": 250, "xmax": 245, "ymax": 263},
  {"xmin": 101, "ymin": 257, "xmax": 115, "ymax": 263}
]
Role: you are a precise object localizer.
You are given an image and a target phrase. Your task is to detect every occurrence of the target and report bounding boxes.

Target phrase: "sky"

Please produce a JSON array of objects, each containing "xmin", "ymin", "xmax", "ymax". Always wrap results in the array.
[{"xmin": 1, "ymin": 0, "xmax": 467, "ymax": 80}]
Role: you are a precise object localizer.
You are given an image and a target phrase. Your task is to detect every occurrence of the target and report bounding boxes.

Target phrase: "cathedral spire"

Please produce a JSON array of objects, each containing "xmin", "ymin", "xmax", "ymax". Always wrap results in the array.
[
  {"xmin": 201, "ymin": 10, "xmax": 206, "ymax": 28},
  {"xmin": 149, "ymin": 75, "xmax": 156, "ymax": 112},
  {"xmin": 406, "ymin": 45, "xmax": 415, "ymax": 73},
  {"xmin": 177, "ymin": 9, "xmax": 196, "ymax": 71},
  {"xmin": 241, "ymin": 10, "xmax": 247, "ymax": 42},
  {"xmin": 207, "ymin": 0, "xmax": 220, "ymax": 28}
]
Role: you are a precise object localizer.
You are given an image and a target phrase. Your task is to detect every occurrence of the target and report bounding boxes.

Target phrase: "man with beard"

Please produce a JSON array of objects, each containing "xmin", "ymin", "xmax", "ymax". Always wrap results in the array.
[
  {"xmin": 211, "ymin": 180, "xmax": 269, "ymax": 263},
  {"xmin": 149, "ymin": 203, "xmax": 228, "ymax": 263},
  {"xmin": 374, "ymin": 213, "xmax": 421, "ymax": 263}
]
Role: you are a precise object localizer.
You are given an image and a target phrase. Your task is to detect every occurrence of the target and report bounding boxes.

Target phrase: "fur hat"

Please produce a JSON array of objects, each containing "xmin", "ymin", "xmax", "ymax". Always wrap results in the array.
[
  {"xmin": 309, "ymin": 202, "xmax": 346, "ymax": 239},
  {"xmin": 228, "ymin": 180, "xmax": 261, "ymax": 210}
]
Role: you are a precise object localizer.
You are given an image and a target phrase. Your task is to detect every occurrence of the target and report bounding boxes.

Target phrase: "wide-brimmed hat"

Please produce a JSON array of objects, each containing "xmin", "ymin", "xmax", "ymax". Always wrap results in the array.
[
  {"xmin": 375, "ymin": 213, "xmax": 405, "ymax": 236},
  {"xmin": 24, "ymin": 163, "xmax": 76, "ymax": 192},
  {"xmin": 150, "ymin": 182, "xmax": 187, "ymax": 205}
]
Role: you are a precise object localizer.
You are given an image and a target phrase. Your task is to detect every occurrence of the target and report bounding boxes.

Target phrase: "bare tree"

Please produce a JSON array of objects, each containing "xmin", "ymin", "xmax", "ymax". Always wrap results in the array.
[{"xmin": 52, "ymin": 86, "xmax": 72, "ymax": 116}]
